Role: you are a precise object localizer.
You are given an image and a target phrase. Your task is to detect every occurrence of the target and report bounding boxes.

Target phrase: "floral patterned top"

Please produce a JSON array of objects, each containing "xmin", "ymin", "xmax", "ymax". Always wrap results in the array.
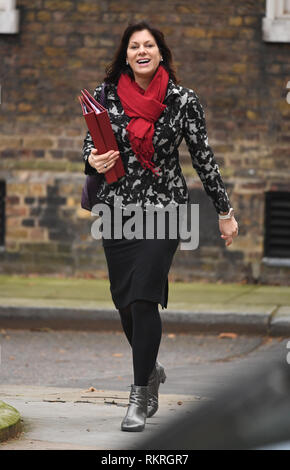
[{"xmin": 82, "ymin": 78, "xmax": 232, "ymax": 214}]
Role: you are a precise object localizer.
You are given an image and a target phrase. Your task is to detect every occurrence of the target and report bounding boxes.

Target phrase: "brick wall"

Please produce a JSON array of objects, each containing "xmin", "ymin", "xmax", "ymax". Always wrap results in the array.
[{"xmin": 0, "ymin": 0, "xmax": 290, "ymax": 284}]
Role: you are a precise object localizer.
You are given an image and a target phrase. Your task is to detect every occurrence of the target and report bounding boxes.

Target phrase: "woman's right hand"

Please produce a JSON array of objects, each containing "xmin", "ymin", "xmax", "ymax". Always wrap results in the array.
[{"xmin": 88, "ymin": 148, "xmax": 120, "ymax": 174}]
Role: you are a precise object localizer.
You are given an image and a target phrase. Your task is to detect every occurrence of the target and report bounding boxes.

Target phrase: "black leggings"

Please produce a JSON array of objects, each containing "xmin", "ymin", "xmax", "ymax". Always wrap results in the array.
[{"xmin": 118, "ymin": 300, "xmax": 162, "ymax": 386}]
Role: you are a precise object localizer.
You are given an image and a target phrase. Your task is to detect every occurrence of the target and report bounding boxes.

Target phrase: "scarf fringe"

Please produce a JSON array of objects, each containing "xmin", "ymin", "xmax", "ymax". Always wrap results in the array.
[
  {"xmin": 117, "ymin": 66, "xmax": 169, "ymax": 177},
  {"xmin": 138, "ymin": 154, "xmax": 161, "ymax": 178}
]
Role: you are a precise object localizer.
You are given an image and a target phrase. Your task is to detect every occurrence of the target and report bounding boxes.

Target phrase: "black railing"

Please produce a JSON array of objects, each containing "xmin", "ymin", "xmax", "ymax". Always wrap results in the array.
[{"xmin": 264, "ymin": 191, "xmax": 290, "ymax": 258}]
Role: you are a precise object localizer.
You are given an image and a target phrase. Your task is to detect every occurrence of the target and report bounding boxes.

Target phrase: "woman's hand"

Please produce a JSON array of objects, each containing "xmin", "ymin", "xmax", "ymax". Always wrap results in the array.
[
  {"xmin": 88, "ymin": 148, "xmax": 120, "ymax": 174},
  {"xmin": 219, "ymin": 216, "xmax": 239, "ymax": 247}
]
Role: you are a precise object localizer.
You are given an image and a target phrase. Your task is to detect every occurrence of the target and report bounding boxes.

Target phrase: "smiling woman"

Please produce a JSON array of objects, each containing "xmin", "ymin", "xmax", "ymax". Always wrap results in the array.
[
  {"xmin": 81, "ymin": 20, "xmax": 238, "ymax": 434},
  {"xmin": 126, "ymin": 29, "xmax": 163, "ymax": 90}
]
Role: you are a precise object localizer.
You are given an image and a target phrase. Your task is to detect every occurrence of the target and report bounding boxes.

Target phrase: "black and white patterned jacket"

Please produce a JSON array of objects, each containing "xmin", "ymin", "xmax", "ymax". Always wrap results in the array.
[{"xmin": 82, "ymin": 78, "xmax": 232, "ymax": 214}]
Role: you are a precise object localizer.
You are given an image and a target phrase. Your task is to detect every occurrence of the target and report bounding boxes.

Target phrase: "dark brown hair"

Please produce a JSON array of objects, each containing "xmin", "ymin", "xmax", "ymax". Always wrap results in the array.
[{"xmin": 104, "ymin": 21, "xmax": 179, "ymax": 85}]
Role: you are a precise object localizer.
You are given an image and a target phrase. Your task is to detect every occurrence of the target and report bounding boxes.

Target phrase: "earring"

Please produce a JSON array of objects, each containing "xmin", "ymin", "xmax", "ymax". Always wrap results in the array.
[
  {"xmin": 160, "ymin": 57, "xmax": 163, "ymax": 61},
  {"xmin": 126, "ymin": 59, "xmax": 129, "ymax": 65}
]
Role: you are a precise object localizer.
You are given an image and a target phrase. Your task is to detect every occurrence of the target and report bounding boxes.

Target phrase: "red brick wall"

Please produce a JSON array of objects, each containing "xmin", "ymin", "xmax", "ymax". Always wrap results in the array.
[{"xmin": 0, "ymin": 0, "xmax": 290, "ymax": 283}]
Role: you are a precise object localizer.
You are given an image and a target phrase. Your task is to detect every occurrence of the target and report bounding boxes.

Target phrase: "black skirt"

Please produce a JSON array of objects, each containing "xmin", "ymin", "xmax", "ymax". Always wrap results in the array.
[{"xmin": 100, "ymin": 203, "xmax": 181, "ymax": 310}]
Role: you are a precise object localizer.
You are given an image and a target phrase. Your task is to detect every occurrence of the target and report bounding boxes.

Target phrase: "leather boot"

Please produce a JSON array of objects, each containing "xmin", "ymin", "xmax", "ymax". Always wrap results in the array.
[
  {"xmin": 121, "ymin": 384, "xmax": 148, "ymax": 432},
  {"xmin": 147, "ymin": 360, "xmax": 166, "ymax": 418}
]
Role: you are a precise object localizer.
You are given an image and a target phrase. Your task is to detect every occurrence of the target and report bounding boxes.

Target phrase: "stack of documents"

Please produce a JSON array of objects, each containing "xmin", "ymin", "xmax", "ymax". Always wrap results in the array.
[{"xmin": 79, "ymin": 89, "xmax": 125, "ymax": 184}]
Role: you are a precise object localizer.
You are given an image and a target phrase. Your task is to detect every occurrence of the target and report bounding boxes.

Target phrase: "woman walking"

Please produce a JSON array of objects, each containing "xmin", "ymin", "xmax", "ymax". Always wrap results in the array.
[{"xmin": 82, "ymin": 21, "xmax": 238, "ymax": 432}]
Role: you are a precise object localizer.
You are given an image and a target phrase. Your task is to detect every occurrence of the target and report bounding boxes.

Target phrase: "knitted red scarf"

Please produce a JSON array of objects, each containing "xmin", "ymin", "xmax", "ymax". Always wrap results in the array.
[{"xmin": 117, "ymin": 65, "xmax": 169, "ymax": 177}]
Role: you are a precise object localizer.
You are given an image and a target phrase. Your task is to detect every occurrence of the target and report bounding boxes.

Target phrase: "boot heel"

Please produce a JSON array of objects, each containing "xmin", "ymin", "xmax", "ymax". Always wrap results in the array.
[
  {"xmin": 160, "ymin": 369, "xmax": 166, "ymax": 383},
  {"xmin": 147, "ymin": 362, "xmax": 166, "ymax": 418}
]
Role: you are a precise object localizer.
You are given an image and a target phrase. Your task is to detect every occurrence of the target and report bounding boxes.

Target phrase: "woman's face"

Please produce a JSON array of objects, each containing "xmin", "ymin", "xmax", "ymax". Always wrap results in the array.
[{"xmin": 126, "ymin": 29, "xmax": 162, "ymax": 82}]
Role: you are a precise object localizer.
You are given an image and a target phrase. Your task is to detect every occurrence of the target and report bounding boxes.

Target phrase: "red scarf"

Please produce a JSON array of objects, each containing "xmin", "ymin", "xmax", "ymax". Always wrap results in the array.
[{"xmin": 117, "ymin": 65, "xmax": 169, "ymax": 177}]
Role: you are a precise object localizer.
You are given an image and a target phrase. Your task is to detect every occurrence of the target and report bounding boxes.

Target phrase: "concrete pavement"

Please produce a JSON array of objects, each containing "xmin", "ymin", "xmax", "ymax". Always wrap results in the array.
[
  {"xmin": 0, "ymin": 277, "xmax": 290, "ymax": 447},
  {"xmin": 0, "ymin": 384, "xmax": 208, "ymax": 450},
  {"xmin": 0, "ymin": 276, "xmax": 289, "ymax": 335}
]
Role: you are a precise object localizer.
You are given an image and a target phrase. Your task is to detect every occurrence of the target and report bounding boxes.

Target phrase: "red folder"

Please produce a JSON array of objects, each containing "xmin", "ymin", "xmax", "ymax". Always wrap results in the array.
[{"xmin": 79, "ymin": 89, "xmax": 125, "ymax": 184}]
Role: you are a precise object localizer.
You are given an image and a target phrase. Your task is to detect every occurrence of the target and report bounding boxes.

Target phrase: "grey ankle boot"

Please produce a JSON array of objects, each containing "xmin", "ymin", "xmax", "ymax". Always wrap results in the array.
[
  {"xmin": 121, "ymin": 384, "xmax": 148, "ymax": 432},
  {"xmin": 147, "ymin": 360, "xmax": 166, "ymax": 418}
]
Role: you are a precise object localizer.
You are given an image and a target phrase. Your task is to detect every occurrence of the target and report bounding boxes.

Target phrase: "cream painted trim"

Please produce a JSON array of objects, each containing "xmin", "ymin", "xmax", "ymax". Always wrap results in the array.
[
  {"xmin": 263, "ymin": 0, "xmax": 290, "ymax": 42},
  {"xmin": 0, "ymin": 0, "xmax": 19, "ymax": 34}
]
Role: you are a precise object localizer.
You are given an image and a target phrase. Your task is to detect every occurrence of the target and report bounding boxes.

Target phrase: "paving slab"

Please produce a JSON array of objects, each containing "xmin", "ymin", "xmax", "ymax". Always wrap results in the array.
[
  {"xmin": 235, "ymin": 288, "xmax": 290, "ymax": 306},
  {"xmin": 0, "ymin": 385, "xmax": 209, "ymax": 450}
]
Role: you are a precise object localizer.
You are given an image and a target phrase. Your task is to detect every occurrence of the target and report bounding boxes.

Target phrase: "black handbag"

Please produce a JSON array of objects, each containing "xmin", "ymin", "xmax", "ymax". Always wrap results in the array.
[{"xmin": 81, "ymin": 83, "xmax": 107, "ymax": 211}]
